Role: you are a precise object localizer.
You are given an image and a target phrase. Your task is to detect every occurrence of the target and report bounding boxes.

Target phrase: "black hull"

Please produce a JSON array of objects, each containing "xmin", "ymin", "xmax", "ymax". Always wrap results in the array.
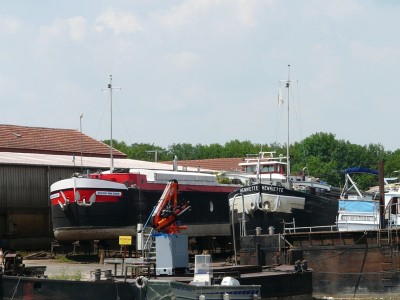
[
  {"xmin": 51, "ymin": 189, "xmax": 232, "ymax": 242},
  {"xmin": 0, "ymin": 275, "xmax": 135, "ymax": 300}
]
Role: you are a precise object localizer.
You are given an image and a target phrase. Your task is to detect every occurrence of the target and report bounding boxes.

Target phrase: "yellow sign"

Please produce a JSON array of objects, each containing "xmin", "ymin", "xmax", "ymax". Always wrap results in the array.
[{"xmin": 119, "ymin": 236, "xmax": 132, "ymax": 245}]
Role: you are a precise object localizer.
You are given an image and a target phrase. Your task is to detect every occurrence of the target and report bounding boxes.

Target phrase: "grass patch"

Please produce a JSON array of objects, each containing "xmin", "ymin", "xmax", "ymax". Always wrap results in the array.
[
  {"xmin": 55, "ymin": 255, "xmax": 74, "ymax": 263},
  {"xmin": 48, "ymin": 268, "xmax": 83, "ymax": 281}
]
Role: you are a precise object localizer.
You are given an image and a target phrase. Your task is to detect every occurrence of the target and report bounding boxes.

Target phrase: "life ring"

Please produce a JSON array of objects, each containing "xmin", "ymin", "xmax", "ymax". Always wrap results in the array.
[{"xmin": 135, "ymin": 276, "xmax": 148, "ymax": 289}]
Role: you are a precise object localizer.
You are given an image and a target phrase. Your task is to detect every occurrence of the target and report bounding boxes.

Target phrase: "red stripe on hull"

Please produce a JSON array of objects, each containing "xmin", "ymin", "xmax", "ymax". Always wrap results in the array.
[{"xmin": 50, "ymin": 189, "xmax": 122, "ymax": 206}]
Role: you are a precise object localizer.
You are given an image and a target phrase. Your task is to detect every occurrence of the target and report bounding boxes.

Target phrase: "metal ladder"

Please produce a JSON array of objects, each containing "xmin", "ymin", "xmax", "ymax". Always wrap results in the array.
[
  {"xmin": 378, "ymin": 205, "xmax": 397, "ymax": 287},
  {"xmin": 283, "ymin": 218, "xmax": 296, "ymax": 233},
  {"xmin": 142, "ymin": 227, "xmax": 156, "ymax": 263}
]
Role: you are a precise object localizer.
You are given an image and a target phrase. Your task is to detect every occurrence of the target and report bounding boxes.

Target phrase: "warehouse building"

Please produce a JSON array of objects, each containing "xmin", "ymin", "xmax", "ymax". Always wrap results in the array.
[{"xmin": 0, "ymin": 124, "xmax": 176, "ymax": 250}]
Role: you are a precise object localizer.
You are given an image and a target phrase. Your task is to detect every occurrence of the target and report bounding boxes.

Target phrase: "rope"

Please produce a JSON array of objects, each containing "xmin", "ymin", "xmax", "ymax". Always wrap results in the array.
[
  {"xmin": 10, "ymin": 276, "xmax": 22, "ymax": 300},
  {"xmin": 114, "ymin": 280, "xmax": 120, "ymax": 300},
  {"xmin": 309, "ymin": 231, "xmax": 368, "ymax": 263},
  {"xmin": 353, "ymin": 238, "xmax": 369, "ymax": 297}
]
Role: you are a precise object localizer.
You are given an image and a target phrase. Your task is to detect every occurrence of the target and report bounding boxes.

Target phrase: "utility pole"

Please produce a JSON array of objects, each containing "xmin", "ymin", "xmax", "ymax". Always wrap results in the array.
[
  {"xmin": 146, "ymin": 149, "xmax": 166, "ymax": 162},
  {"xmin": 80, "ymin": 113, "xmax": 83, "ymax": 172}
]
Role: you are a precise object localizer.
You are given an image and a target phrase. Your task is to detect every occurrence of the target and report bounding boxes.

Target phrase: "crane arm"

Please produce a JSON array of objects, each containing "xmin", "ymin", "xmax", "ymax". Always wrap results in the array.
[{"xmin": 150, "ymin": 179, "xmax": 190, "ymax": 234}]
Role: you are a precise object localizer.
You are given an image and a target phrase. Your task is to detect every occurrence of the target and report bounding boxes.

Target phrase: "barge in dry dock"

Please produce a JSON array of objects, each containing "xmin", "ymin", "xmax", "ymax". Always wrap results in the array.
[{"xmin": 50, "ymin": 168, "xmax": 241, "ymax": 250}]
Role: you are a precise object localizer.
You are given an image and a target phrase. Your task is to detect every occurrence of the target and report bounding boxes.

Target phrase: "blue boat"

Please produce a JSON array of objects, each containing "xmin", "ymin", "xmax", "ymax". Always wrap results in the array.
[{"xmin": 337, "ymin": 167, "xmax": 379, "ymax": 231}]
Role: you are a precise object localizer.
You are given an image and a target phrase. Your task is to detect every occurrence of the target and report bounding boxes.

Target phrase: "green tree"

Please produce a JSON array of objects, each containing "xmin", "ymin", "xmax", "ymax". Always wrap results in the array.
[
  {"xmin": 168, "ymin": 143, "xmax": 196, "ymax": 160},
  {"xmin": 384, "ymin": 149, "xmax": 400, "ymax": 180},
  {"xmin": 290, "ymin": 133, "xmax": 340, "ymax": 183},
  {"xmin": 103, "ymin": 140, "xmax": 169, "ymax": 161},
  {"xmin": 223, "ymin": 140, "xmax": 261, "ymax": 157},
  {"xmin": 105, "ymin": 132, "xmax": 398, "ymax": 190}
]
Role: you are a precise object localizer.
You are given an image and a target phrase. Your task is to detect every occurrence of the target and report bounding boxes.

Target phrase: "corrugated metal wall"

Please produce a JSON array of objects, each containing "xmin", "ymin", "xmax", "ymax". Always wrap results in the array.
[
  {"xmin": 0, "ymin": 165, "xmax": 78, "ymax": 209},
  {"xmin": 0, "ymin": 164, "xmax": 87, "ymax": 246},
  {"xmin": 0, "ymin": 165, "xmax": 47, "ymax": 209}
]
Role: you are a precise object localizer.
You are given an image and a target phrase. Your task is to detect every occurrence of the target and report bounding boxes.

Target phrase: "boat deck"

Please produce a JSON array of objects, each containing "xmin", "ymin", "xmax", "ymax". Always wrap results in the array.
[
  {"xmin": 122, "ymin": 263, "xmax": 312, "ymax": 299},
  {"xmin": 21, "ymin": 259, "xmax": 312, "ymax": 299}
]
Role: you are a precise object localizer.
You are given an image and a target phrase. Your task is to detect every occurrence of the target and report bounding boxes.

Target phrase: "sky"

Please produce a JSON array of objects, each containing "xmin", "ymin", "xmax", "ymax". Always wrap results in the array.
[{"xmin": 1, "ymin": 0, "xmax": 399, "ymax": 151}]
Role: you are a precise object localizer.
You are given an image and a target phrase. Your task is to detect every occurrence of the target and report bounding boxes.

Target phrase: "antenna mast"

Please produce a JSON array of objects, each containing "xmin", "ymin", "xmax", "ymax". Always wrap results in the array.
[
  {"xmin": 286, "ymin": 64, "xmax": 291, "ymax": 178},
  {"xmin": 104, "ymin": 75, "xmax": 121, "ymax": 172},
  {"xmin": 80, "ymin": 113, "xmax": 83, "ymax": 172}
]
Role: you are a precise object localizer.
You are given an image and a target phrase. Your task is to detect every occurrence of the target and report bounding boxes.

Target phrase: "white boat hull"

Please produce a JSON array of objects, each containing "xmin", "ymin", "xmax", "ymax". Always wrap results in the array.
[{"xmin": 170, "ymin": 281, "xmax": 261, "ymax": 300}]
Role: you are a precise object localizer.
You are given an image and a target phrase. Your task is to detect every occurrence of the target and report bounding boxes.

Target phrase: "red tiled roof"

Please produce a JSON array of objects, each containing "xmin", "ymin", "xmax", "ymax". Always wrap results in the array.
[
  {"xmin": 164, "ymin": 157, "xmax": 244, "ymax": 172},
  {"xmin": 0, "ymin": 124, "xmax": 126, "ymax": 158}
]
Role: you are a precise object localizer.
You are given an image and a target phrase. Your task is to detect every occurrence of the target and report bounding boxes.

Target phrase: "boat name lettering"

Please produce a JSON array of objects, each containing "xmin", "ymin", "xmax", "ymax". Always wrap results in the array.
[
  {"xmin": 95, "ymin": 191, "xmax": 122, "ymax": 196},
  {"xmin": 240, "ymin": 185, "xmax": 284, "ymax": 194},
  {"xmin": 50, "ymin": 193, "xmax": 60, "ymax": 200},
  {"xmin": 240, "ymin": 186, "xmax": 259, "ymax": 193},
  {"xmin": 261, "ymin": 185, "xmax": 284, "ymax": 193}
]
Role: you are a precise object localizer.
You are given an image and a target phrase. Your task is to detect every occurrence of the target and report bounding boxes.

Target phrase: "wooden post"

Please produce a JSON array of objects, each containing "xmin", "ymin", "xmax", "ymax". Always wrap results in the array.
[
  {"xmin": 99, "ymin": 250, "xmax": 105, "ymax": 264},
  {"xmin": 378, "ymin": 160, "xmax": 385, "ymax": 229}
]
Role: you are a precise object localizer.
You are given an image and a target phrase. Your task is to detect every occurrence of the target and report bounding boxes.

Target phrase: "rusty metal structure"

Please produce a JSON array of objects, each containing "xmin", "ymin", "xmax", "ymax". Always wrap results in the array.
[{"xmin": 240, "ymin": 228, "xmax": 400, "ymax": 298}]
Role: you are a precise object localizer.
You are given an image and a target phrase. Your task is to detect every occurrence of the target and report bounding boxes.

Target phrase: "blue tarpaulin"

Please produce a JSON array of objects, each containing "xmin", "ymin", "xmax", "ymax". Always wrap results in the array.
[{"xmin": 339, "ymin": 199, "xmax": 378, "ymax": 212}]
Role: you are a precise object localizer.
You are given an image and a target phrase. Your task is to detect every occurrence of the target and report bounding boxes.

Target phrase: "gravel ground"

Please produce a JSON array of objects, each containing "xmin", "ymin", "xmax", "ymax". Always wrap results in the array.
[{"xmin": 22, "ymin": 256, "xmax": 126, "ymax": 280}]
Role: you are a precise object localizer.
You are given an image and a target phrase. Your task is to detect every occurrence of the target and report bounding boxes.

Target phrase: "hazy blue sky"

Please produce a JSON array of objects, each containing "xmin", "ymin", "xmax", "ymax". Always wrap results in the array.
[{"xmin": 1, "ymin": 1, "xmax": 399, "ymax": 151}]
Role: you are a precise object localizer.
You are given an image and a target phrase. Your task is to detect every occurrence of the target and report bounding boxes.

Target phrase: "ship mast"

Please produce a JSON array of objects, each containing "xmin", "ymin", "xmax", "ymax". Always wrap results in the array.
[
  {"xmin": 104, "ymin": 75, "xmax": 121, "ymax": 172},
  {"xmin": 286, "ymin": 64, "xmax": 291, "ymax": 178}
]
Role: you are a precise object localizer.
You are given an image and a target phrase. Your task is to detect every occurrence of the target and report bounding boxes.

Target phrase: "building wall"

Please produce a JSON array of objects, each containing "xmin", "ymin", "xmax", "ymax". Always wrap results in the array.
[{"xmin": 0, "ymin": 164, "xmax": 95, "ymax": 249}]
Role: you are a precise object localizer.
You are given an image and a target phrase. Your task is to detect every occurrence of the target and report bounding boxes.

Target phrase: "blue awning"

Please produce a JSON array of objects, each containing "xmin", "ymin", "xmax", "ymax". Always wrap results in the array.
[{"xmin": 343, "ymin": 167, "xmax": 378, "ymax": 175}]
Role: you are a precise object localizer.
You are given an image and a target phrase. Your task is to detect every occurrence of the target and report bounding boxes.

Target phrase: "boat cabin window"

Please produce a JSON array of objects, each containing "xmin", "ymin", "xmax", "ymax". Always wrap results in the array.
[
  {"xmin": 244, "ymin": 166, "xmax": 257, "ymax": 173},
  {"xmin": 388, "ymin": 197, "xmax": 399, "ymax": 214},
  {"xmin": 244, "ymin": 163, "xmax": 286, "ymax": 174},
  {"xmin": 261, "ymin": 165, "xmax": 275, "ymax": 173}
]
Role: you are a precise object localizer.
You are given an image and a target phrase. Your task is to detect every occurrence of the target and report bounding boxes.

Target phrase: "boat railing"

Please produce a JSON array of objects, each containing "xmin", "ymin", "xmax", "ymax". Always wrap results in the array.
[
  {"xmin": 242, "ymin": 151, "xmax": 288, "ymax": 163},
  {"xmin": 284, "ymin": 224, "xmax": 338, "ymax": 234},
  {"xmin": 213, "ymin": 270, "xmax": 241, "ymax": 282},
  {"xmin": 283, "ymin": 219, "xmax": 295, "ymax": 233}
]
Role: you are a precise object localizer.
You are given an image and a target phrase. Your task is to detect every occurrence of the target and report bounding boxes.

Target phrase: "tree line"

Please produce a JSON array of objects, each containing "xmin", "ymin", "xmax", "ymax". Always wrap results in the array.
[{"xmin": 104, "ymin": 132, "xmax": 400, "ymax": 191}]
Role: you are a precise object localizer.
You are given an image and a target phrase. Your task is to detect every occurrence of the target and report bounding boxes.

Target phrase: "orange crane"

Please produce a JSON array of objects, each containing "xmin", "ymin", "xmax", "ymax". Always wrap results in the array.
[{"xmin": 150, "ymin": 179, "xmax": 191, "ymax": 234}]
